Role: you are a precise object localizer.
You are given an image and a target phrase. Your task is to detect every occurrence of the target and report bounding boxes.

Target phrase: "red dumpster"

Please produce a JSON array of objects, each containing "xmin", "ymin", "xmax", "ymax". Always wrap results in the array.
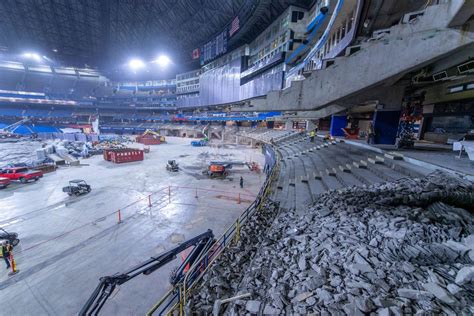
[{"xmin": 103, "ymin": 148, "xmax": 144, "ymax": 163}]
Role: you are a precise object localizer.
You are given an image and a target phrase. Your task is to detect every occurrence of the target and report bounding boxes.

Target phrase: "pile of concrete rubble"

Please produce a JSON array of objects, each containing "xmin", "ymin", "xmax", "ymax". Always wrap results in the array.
[
  {"xmin": 191, "ymin": 172, "xmax": 474, "ymax": 315},
  {"xmin": 188, "ymin": 200, "xmax": 281, "ymax": 313}
]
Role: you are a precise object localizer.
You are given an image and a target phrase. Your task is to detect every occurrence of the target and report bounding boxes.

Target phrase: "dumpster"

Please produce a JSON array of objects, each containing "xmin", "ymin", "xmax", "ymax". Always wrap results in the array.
[{"xmin": 103, "ymin": 148, "xmax": 144, "ymax": 163}]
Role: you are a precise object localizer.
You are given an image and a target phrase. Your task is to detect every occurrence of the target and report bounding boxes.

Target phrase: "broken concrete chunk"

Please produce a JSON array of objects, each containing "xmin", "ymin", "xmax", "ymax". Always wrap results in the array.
[
  {"xmin": 397, "ymin": 288, "xmax": 433, "ymax": 300},
  {"xmin": 245, "ymin": 300, "xmax": 261, "ymax": 314},
  {"xmin": 263, "ymin": 305, "xmax": 281, "ymax": 315},
  {"xmin": 455, "ymin": 266, "xmax": 474, "ymax": 285},
  {"xmin": 446, "ymin": 283, "xmax": 462, "ymax": 295},
  {"xmin": 377, "ymin": 307, "xmax": 390, "ymax": 316},
  {"xmin": 422, "ymin": 282, "xmax": 456, "ymax": 304},
  {"xmin": 294, "ymin": 291, "xmax": 313, "ymax": 302},
  {"xmin": 298, "ymin": 256, "xmax": 307, "ymax": 271}
]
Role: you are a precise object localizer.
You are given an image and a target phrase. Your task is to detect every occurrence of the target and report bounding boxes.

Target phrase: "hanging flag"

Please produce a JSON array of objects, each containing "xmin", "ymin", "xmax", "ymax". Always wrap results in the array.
[
  {"xmin": 192, "ymin": 48, "xmax": 200, "ymax": 59},
  {"xmin": 229, "ymin": 16, "xmax": 240, "ymax": 37}
]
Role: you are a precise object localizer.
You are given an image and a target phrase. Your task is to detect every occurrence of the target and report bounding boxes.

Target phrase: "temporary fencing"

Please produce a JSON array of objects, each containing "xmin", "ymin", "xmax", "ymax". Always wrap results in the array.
[{"xmin": 16, "ymin": 185, "xmax": 255, "ymax": 255}]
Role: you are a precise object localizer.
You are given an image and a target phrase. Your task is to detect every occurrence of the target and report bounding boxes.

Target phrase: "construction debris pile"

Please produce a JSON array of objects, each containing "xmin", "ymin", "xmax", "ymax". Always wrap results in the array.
[
  {"xmin": 191, "ymin": 172, "xmax": 474, "ymax": 315},
  {"xmin": 188, "ymin": 200, "xmax": 280, "ymax": 313},
  {"xmin": 0, "ymin": 135, "xmax": 135, "ymax": 169}
]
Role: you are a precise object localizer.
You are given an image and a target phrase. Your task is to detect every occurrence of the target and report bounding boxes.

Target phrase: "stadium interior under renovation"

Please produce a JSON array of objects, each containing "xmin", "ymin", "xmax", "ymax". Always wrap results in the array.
[{"xmin": 0, "ymin": 0, "xmax": 473, "ymax": 315}]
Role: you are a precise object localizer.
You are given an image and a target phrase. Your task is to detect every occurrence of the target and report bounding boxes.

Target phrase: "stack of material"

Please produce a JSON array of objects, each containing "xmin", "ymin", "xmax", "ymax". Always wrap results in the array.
[{"xmin": 190, "ymin": 172, "xmax": 474, "ymax": 315}]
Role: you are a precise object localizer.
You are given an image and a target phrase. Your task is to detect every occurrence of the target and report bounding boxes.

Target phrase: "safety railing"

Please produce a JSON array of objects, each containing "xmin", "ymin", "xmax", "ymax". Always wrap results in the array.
[{"xmin": 147, "ymin": 145, "xmax": 280, "ymax": 315}]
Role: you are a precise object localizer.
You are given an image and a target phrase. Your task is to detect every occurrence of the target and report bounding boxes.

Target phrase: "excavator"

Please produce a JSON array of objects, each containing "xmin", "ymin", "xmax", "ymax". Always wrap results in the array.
[
  {"xmin": 79, "ymin": 230, "xmax": 214, "ymax": 316},
  {"xmin": 142, "ymin": 129, "xmax": 166, "ymax": 142}
]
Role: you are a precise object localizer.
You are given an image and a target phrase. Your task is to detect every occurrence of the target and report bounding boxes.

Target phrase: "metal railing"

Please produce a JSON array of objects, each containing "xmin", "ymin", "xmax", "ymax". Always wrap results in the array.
[{"xmin": 147, "ymin": 145, "xmax": 280, "ymax": 315}]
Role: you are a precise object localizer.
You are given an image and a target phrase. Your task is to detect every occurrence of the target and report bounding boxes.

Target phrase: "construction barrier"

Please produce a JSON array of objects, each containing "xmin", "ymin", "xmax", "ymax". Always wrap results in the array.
[
  {"xmin": 146, "ymin": 145, "xmax": 279, "ymax": 315},
  {"xmin": 8, "ymin": 252, "xmax": 19, "ymax": 275},
  {"xmin": 15, "ymin": 185, "xmax": 255, "ymax": 255}
]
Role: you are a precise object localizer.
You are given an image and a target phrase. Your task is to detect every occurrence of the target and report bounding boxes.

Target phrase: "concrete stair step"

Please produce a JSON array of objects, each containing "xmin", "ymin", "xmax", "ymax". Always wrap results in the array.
[
  {"xmin": 325, "ymin": 168, "xmax": 337, "ymax": 176},
  {"xmin": 368, "ymin": 157, "xmax": 384, "ymax": 164}
]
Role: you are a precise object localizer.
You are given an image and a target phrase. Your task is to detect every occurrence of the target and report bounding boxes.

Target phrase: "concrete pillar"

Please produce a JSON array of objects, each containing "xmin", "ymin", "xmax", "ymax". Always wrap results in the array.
[
  {"xmin": 373, "ymin": 110, "xmax": 401, "ymax": 145},
  {"xmin": 306, "ymin": 120, "xmax": 316, "ymax": 131},
  {"xmin": 284, "ymin": 120, "xmax": 293, "ymax": 130},
  {"xmin": 330, "ymin": 115, "xmax": 347, "ymax": 137}
]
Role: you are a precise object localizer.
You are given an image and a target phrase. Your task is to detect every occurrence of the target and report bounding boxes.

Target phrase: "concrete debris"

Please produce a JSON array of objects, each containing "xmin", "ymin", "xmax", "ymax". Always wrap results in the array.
[
  {"xmin": 245, "ymin": 300, "xmax": 261, "ymax": 313},
  {"xmin": 187, "ymin": 200, "xmax": 280, "ymax": 314},
  {"xmin": 422, "ymin": 282, "xmax": 456, "ymax": 304},
  {"xmin": 455, "ymin": 266, "xmax": 474, "ymax": 285},
  {"xmin": 190, "ymin": 172, "xmax": 474, "ymax": 314}
]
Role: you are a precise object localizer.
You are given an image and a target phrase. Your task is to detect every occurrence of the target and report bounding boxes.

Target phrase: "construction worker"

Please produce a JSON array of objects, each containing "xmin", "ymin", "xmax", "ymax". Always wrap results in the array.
[
  {"xmin": 309, "ymin": 129, "xmax": 316, "ymax": 142},
  {"xmin": 367, "ymin": 122, "xmax": 375, "ymax": 144},
  {"xmin": 240, "ymin": 176, "xmax": 244, "ymax": 188},
  {"xmin": 2, "ymin": 241, "xmax": 12, "ymax": 270}
]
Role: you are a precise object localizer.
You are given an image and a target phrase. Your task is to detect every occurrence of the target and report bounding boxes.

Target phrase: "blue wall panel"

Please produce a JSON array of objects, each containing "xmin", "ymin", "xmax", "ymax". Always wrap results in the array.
[
  {"xmin": 330, "ymin": 115, "xmax": 347, "ymax": 136},
  {"xmin": 373, "ymin": 110, "xmax": 401, "ymax": 144}
]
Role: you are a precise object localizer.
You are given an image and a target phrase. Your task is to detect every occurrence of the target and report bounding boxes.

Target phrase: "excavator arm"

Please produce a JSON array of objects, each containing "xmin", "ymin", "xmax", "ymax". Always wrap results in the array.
[{"xmin": 79, "ymin": 230, "xmax": 214, "ymax": 316}]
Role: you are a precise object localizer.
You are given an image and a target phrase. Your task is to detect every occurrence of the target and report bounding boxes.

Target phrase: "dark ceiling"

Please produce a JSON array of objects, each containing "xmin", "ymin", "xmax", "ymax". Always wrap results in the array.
[{"xmin": 0, "ymin": 0, "xmax": 311, "ymax": 78}]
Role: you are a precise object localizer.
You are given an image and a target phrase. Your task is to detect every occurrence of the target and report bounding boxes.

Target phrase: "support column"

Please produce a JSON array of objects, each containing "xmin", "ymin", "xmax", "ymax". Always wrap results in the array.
[
  {"xmin": 284, "ymin": 120, "xmax": 293, "ymax": 130},
  {"xmin": 373, "ymin": 110, "xmax": 401, "ymax": 144},
  {"xmin": 329, "ymin": 115, "xmax": 347, "ymax": 137}
]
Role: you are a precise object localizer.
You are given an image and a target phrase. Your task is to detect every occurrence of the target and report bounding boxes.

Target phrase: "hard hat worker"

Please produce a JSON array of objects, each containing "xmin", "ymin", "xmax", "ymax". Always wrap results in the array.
[
  {"xmin": 309, "ymin": 129, "xmax": 316, "ymax": 142},
  {"xmin": 2, "ymin": 241, "xmax": 13, "ymax": 270}
]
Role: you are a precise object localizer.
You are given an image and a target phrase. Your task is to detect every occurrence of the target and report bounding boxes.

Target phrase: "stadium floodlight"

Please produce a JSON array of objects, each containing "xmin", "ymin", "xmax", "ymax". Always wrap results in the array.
[
  {"xmin": 128, "ymin": 58, "xmax": 146, "ymax": 70},
  {"xmin": 153, "ymin": 55, "xmax": 171, "ymax": 67},
  {"xmin": 22, "ymin": 52, "xmax": 42, "ymax": 62}
]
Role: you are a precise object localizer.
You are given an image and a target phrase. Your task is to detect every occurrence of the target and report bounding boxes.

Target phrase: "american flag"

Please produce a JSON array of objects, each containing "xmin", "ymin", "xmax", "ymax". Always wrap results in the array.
[{"xmin": 229, "ymin": 16, "xmax": 240, "ymax": 37}]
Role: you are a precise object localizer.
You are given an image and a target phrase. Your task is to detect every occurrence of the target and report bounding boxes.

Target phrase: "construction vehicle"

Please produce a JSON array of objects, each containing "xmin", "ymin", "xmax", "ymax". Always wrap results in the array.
[
  {"xmin": 0, "ymin": 228, "xmax": 20, "ymax": 247},
  {"xmin": 0, "ymin": 177, "xmax": 11, "ymax": 189},
  {"xmin": 79, "ymin": 230, "xmax": 214, "ymax": 316},
  {"xmin": 204, "ymin": 162, "xmax": 231, "ymax": 178},
  {"xmin": 62, "ymin": 180, "xmax": 91, "ymax": 196},
  {"xmin": 136, "ymin": 129, "xmax": 166, "ymax": 145},
  {"xmin": 166, "ymin": 160, "xmax": 179, "ymax": 172},
  {"xmin": 203, "ymin": 161, "xmax": 260, "ymax": 178}
]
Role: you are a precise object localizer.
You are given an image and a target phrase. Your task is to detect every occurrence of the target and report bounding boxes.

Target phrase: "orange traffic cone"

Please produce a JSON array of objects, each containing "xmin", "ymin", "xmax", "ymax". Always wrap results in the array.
[{"xmin": 8, "ymin": 252, "xmax": 19, "ymax": 276}]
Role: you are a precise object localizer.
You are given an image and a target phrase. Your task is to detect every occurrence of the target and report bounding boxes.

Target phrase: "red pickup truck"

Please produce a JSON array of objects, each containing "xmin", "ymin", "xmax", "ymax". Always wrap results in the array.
[
  {"xmin": 0, "ymin": 177, "xmax": 10, "ymax": 189},
  {"xmin": 0, "ymin": 167, "xmax": 43, "ymax": 183}
]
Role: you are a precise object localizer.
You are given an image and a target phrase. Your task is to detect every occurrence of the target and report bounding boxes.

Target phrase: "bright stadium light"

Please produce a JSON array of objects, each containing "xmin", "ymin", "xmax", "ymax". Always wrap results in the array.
[
  {"xmin": 22, "ymin": 52, "xmax": 42, "ymax": 62},
  {"xmin": 128, "ymin": 58, "xmax": 146, "ymax": 70},
  {"xmin": 153, "ymin": 55, "xmax": 171, "ymax": 67}
]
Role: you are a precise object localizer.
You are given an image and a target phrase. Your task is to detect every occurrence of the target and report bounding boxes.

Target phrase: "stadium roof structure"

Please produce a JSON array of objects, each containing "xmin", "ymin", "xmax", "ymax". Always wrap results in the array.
[{"xmin": 0, "ymin": 0, "xmax": 311, "ymax": 74}]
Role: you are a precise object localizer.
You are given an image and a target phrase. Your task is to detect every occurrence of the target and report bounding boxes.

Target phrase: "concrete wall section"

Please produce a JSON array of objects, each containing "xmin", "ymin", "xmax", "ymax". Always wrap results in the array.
[{"xmin": 235, "ymin": 1, "xmax": 474, "ymax": 116}]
